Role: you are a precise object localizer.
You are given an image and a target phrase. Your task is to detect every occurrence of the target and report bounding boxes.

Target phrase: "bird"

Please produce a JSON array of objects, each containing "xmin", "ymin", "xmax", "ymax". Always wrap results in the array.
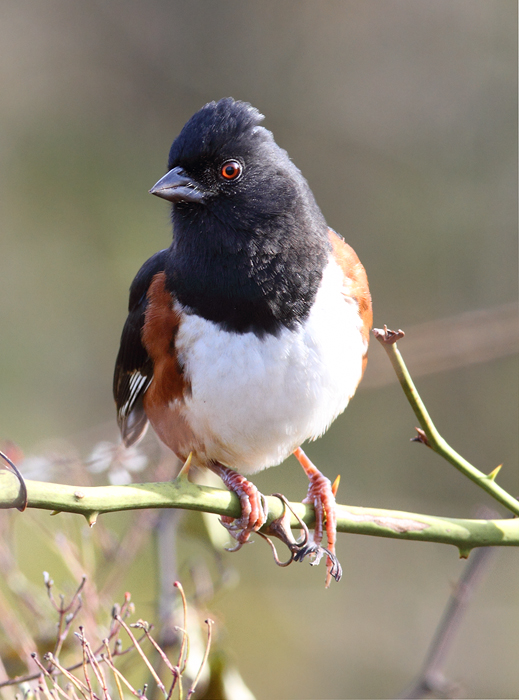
[{"xmin": 113, "ymin": 98, "xmax": 372, "ymax": 585}]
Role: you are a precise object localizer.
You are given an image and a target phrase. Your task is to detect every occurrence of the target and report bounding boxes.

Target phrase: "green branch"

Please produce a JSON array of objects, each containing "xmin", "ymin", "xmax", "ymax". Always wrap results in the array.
[
  {"xmin": 1, "ymin": 471, "xmax": 517, "ymax": 556},
  {"xmin": 373, "ymin": 327, "xmax": 519, "ymax": 517}
]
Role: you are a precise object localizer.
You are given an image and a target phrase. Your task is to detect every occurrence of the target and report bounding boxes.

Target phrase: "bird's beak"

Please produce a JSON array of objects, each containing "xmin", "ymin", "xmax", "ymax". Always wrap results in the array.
[{"xmin": 149, "ymin": 166, "xmax": 207, "ymax": 203}]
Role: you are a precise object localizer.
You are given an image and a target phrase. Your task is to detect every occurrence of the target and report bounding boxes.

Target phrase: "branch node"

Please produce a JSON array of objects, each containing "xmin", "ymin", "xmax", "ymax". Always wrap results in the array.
[{"xmin": 372, "ymin": 325, "xmax": 405, "ymax": 345}]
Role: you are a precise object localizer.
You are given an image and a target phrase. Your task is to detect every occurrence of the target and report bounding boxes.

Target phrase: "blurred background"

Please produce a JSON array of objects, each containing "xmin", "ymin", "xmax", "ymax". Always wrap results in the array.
[{"xmin": 0, "ymin": 1, "xmax": 517, "ymax": 698}]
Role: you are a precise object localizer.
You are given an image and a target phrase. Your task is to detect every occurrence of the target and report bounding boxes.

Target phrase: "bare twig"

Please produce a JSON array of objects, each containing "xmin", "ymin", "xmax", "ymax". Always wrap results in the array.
[
  {"xmin": 174, "ymin": 582, "xmax": 189, "ymax": 676},
  {"xmin": 186, "ymin": 619, "xmax": 213, "ymax": 700},
  {"xmin": 0, "ymin": 593, "xmax": 142, "ymax": 689},
  {"xmin": 398, "ymin": 517, "xmax": 497, "ymax": 699},
  {"xmin": 76, "ymin": 627, "xmax": 111, "ymax": 700},
  {"xmin": 99, "ymin": 653, "xmax": 146, "ymax": 699},
  {"xmin": 102, "ymin": 641, "xmax": 124, "ymax": 700},
  {"xmin": 114, "ymin": 615, "xmax": 166, "ymax": 695},
  {"xmin": 39, "ymin": 653, "xmax": 90, "ymax": 699},
  {"xmin": 49, "ymin": 576, "xmax": 86, "ymax": 661}
]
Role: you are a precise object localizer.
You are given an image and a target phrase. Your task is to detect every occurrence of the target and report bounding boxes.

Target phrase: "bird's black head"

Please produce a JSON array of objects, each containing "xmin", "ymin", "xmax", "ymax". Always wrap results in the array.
[{"xmin": 150, "ymin": 98, "xmax": 331, "ymax": 336}]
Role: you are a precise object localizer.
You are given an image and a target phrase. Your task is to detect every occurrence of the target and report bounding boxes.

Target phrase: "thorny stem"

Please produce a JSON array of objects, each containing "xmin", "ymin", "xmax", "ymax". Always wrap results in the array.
[
  {"xmin": 0, "ymin": 470, "xmax": 517, "ymax": 557},
  {"xmin": 373, "ymin": 327, "xmax": 519, "ymax": 517}
]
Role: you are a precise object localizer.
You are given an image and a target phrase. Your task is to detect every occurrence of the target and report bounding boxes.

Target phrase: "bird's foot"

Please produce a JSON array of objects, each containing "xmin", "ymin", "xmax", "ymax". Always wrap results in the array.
[
  {"xmin": 0, "ymin": 447, "xmax": 28, "ymax": 512},
  {"xmin": 294, "ymin": 447, "xmax": 342, "ymax": 587},
  {"xmin": 209, "ymin": 462, "xmax": 268, "ymax": 551},
  {"xmin": 260, "ymin": 493, "xmax": 342, "ymax": 582},
  {"xmin": 259, "ymin": 492, "xmax": 309, "ymax": 566}
]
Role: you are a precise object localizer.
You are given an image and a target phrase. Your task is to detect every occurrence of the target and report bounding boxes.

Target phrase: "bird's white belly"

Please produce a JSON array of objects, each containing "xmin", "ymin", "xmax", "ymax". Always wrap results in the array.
[{"xmin": 174, "ymin": 258, "xmax": 367, "ymax": 474}]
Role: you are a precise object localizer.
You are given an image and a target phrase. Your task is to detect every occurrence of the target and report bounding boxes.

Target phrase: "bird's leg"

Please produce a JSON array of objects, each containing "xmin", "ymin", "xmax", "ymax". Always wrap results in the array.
[
  {"xmin": 208, "ymin": 462, "xmax": 268, "ymax": 552},
  {"xmin": 294, "ymin": 447, "xmax": 341, "ymax": 587}
]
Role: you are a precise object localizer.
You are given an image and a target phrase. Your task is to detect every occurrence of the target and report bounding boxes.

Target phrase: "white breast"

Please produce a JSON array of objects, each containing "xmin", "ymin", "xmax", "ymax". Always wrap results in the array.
[{"xmin": 174, "ymin": 257, "xmax": 367, "ymax": 474}]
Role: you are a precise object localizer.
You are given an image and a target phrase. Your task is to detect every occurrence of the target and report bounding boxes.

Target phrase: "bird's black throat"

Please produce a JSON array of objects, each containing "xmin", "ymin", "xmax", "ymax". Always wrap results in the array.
[{"xmin": 164, "ymin": 204, "xmax": 331, "ymax": 337}]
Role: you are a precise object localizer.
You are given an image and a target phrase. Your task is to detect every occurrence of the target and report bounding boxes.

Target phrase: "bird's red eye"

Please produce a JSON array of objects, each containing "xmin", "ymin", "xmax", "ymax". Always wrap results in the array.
[{"xmin": 221, "ymin": 160, "xmax": 242, "ymax": 180}]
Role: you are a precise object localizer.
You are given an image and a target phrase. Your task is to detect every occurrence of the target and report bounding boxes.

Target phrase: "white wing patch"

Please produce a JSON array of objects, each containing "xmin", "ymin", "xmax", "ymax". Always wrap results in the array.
[{"xmin": 119, "ymin": 371, "xmax": 152, "ymax": 418}]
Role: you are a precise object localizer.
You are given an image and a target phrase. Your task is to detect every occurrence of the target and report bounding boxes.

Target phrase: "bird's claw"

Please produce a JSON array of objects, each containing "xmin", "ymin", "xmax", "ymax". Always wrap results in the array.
[
  {"xmin": 258, "ymin": 492, "xmax": 342, "ymax": 583},
  {"xmin": 219, "ymin": 518, "xmax": 255, "ymax": 552},
  {"xmin": 219, "ymin": 519, "xmax": 242, "ymax": 532},
  {"xmin": 0, "ymin": 449, "xmax": 28, "ymax": 512},
  {"xmin": 293, "ymin": 543, "xmax": 342, "ymax": 582},
  {"xmin": 263, "ymin": 493, "xmax": 309, "ymax": 548},
  {"xmin": 258, "ymin": 492, "xmax": 309, "ymax": 566},
  {"xmin": 223, "ymin": 538, "xmax": 249, "ymax": 553}
]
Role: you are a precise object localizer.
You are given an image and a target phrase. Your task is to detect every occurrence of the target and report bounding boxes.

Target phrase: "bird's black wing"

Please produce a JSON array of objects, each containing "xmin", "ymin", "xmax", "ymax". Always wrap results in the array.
[{"xmin": 113, "ymin": 249, "xmax": 168, "ymax": 447}]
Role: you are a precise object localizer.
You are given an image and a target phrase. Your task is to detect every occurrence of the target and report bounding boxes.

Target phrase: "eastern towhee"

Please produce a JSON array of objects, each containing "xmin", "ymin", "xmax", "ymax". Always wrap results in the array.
[{"xmin": 113, "ymin": 98, "xmax": 372, "ymax": 585}]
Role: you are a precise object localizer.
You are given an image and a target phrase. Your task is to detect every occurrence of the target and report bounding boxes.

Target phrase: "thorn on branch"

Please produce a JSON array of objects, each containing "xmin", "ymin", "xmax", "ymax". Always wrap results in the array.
[
  {"xmin": 487, "ymin": 464, "xmax": 502, "ymax": 482},
  {"xmin": 411, "ymin": 427, "xmax": 431, "ymax": 447},
  {"xmin": 372, "ymin": 325, "xmax": 405, "ymax": 345},
  {"xmin": 85, "ymin": 511, "xmax": 99, "ymax": 527}
]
